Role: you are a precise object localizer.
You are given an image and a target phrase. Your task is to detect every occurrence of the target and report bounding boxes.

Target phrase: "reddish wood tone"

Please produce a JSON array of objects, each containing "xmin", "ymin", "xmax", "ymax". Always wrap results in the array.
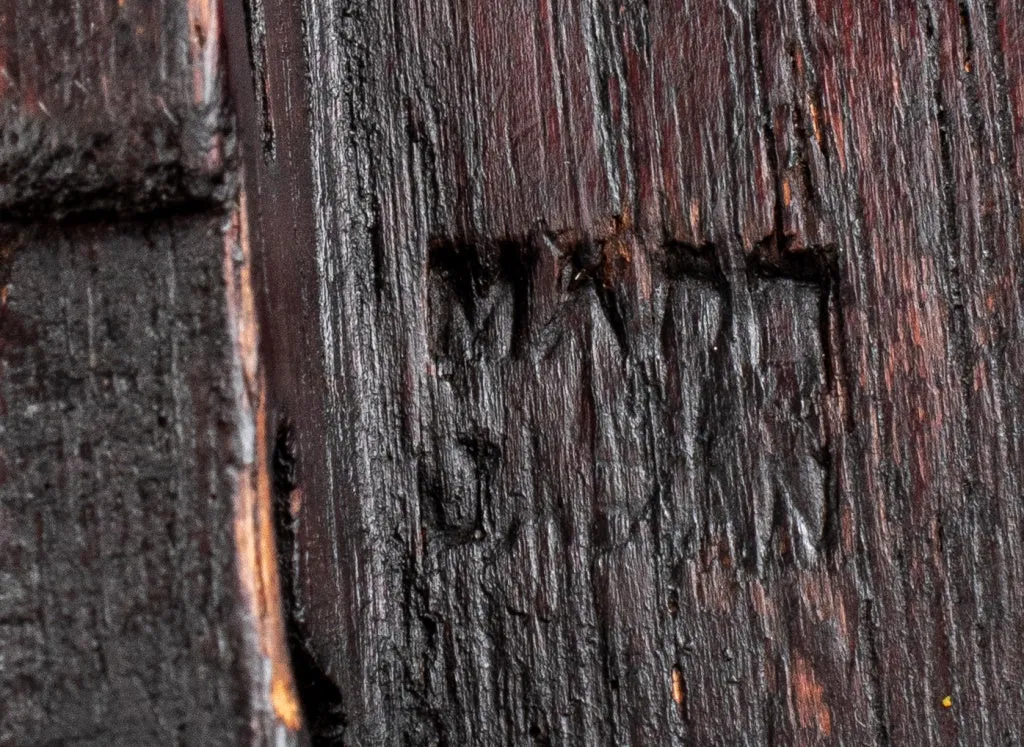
[
  {"xmin": 233, "ymin": 0, "xmax": 1024, "ymax": 744},
  {"xmin": 2, "ymin": 0, "xmax": 1024, "ymax": 745}
]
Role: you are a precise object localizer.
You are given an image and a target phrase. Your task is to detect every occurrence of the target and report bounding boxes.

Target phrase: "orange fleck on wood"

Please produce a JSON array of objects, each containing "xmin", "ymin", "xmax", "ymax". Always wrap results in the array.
[
  {"xmin": 808, "ymin": 97, "xmax": 823, "ymax": 147},
  {"xmin": 272, "ymin": 675, "xmax": 303, "ymax": 731},
  {"xmin": 689, "ymin": 198, "xmax": 701, "ymax": 238},
  {"xmin": 671, "ymin": 666, "xmax": 685, "ymax": 707},
  {"xmin": 792, "ymin": 655, "xmax": 832, "ymax": 737},
  {"xmin": 290, "ymin": 487, "xmax": 304, "ymax": 518}
]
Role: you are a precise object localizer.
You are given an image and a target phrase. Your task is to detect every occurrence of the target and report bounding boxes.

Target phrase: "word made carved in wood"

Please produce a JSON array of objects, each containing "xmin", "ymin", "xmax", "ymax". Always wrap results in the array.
[{"xmin": 426, "ymin": 218, "xmax": 841, "ymax": 572}]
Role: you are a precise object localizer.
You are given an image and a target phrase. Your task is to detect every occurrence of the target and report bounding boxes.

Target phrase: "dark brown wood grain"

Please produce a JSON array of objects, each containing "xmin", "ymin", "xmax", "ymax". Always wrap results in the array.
[
  {"xmin": 0, "ymin": 2, "xmax": 301, "ymax": 744},
  {"xmin": 4, "ymin": 0, "xmax": 1024, "ymax": 744},
  {"xmin": 229, "ymin": 0, "xmax": 1024, "ymax": 744},
  {"xmin": 0, "ymin": 0, "xmax": 235, "ymax": 220}
]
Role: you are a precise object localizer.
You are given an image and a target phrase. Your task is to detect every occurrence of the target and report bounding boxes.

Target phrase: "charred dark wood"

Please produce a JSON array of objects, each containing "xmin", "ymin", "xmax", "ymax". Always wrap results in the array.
[
  {"xmin": 0, "ymin": 218, "xmax": 251, "ymax": 744},
  {"xmin": 0, "ymin": 0, "xmax": 234, "ymax": 220},
  {"xmin": 0, "ymin": 1, "xmax": 300, "ymax": 744},
  {"xmin": 3, "ymin": 0, "xmax": 1024, "ymax": 745},
  {"xmin": 230, "ymin": 0, "xmax": 1024, "ymax": 744}
]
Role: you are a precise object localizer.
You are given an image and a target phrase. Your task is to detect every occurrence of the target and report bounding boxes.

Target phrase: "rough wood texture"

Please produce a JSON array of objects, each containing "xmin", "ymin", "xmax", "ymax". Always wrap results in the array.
[
  {"xmin": 1, "ymin": 219, "xmax": 239, "ymax": 745},
  {"xmin": 0, "ymin": 1, "xmax": 301, "ymax": 744},
  {"xmin": 230, "ymin": 0, "xmax": 1024, "ymax": 744},
  {"xmin": 0, "ymin": 0, "xmax": 232, "ymax": 219}
]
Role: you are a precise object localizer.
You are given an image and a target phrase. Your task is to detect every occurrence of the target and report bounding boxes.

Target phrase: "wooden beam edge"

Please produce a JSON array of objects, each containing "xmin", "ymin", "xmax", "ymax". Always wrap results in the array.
[
  {"xmin": 224, "ymin": 187, "xmax": 306, "ymax": 742},
  {"xmin": 0, "ymin": 0, "xmax": 235, "ymax": 221}
]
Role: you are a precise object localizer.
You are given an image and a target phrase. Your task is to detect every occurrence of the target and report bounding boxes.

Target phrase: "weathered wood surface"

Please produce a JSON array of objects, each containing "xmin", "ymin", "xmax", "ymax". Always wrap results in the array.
[
  {"xmin": 3, "ymin": 0, "xmax": 1024, "ymax": 744},
  {"xmin": 0, "ymin": 0, "xmax": 234, "ymax": 220},
  {"xmin": 0, "ymin": 2, "xmax": 301, "ymax": 744},
  {"xmin": 231, "ymin": 0, "xmax": 1024, "ymax": 744}
]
